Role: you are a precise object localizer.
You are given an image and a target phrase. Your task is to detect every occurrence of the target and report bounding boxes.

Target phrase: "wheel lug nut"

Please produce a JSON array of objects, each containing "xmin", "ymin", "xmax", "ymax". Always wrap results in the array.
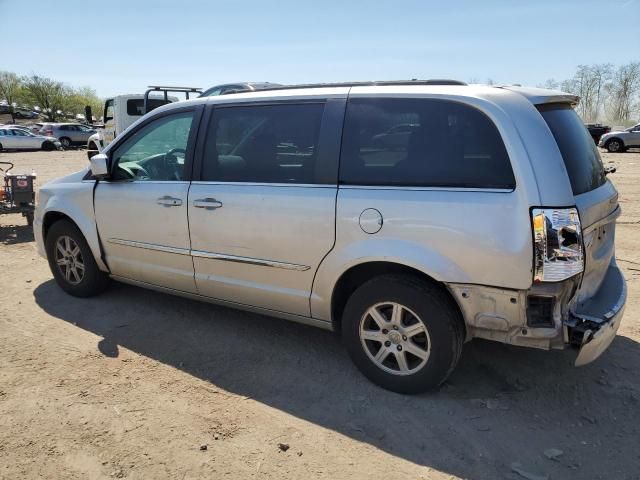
[
  {"xmin": 397, "ymin": 345, "xmax": 402, "ymax": 351},
  {"xmin": 382, "ymin": 329, "xmax": 388, "ymax": 334},
  {"xmin": 402, "ymin": 335, "xmax": 407, "ymax": 341},
  {"xmin": 393, "ymin": 325, "xmax": 399, "ymax": 330},
  {"xmin": 384, "ymin": 341, "xmax": 391, "ymax": 347}
]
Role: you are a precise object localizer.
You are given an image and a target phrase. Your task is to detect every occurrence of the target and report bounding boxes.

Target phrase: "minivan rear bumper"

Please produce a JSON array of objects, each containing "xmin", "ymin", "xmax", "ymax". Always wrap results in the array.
[{"xmin": 567, "ymin": 263, "xmax": 626, "ymax": 366}]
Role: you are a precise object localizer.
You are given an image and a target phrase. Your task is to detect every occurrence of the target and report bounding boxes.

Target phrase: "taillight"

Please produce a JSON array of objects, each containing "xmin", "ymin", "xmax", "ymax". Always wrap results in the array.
[{"xmin": 531, "ymin": 208, "xmax": 584, "ymax": 282}]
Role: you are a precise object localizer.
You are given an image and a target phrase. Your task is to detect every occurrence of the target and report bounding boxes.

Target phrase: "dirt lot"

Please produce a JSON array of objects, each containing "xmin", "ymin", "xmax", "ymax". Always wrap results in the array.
[{"xmin": 1, "ymin": 148, "xmax": 639, "ymax": 480}]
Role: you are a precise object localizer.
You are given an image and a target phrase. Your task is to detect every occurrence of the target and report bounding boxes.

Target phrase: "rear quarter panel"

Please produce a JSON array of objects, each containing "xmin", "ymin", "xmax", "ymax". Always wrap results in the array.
[{"xmin": 310, "ymin": 88, "xmax": 543, "ymax": 322}]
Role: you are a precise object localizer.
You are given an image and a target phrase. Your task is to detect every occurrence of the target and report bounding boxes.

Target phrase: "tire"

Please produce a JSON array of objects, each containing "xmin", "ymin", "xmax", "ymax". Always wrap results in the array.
[
  {"xmin": 45, "ymin": 219, "xmax": 110, "ymax": 297},
  {"xmin": 341, "ymin": 274, "xmax": 464, "ymax": 394},
  {"xmin": 0, "ymin": 142, "xmax": 3, "ymax": 152},
  {"xmin": 606, "ymin": 138, "xmax": 624, "ymax": 153},
  {"xmin": 60, "ymin": 137, "xmax": 71, "ymax": 149},
  {"xmin": 42, "ymin": 141, "xmax": 55, "ymax": 151},
  {"xmin": 25, "ymin": 212, "xmax": 34, "ymax": 227}
]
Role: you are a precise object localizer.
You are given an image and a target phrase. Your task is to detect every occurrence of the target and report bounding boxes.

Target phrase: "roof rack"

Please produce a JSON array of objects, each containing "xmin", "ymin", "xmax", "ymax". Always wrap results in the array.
[
  {"xmin": 144, "ymin": 85, "xmax": 203, "ymax": 113},
  {"xmin": 221, "ymin": 79, "xmax": 466, "ymax": 94}
]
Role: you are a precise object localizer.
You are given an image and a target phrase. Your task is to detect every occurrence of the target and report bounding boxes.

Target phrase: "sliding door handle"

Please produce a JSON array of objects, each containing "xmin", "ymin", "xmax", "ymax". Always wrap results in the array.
[
  {"xmin": 193, "ymin": 198, "xmax": 223, "ymax": 210},
  {"xmin": 157, "ymin": 196, "xmax": 183, "ymax": 207}
]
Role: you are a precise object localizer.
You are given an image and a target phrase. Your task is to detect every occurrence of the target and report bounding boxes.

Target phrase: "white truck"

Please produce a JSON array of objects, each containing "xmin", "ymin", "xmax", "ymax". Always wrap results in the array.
[{"xmin": 86, "ymin": 86, "xmax": 201, "ymax": 159}]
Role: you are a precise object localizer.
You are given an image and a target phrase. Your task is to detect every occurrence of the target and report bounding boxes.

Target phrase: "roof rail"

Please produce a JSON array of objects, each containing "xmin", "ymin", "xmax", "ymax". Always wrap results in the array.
[
  {"xmin": 143, "ymin": 86, "xmax": 203, "ymax": 114},
  {"xmin": 229, "ymin": 79, "xmax": 467, "ymax": 94}
]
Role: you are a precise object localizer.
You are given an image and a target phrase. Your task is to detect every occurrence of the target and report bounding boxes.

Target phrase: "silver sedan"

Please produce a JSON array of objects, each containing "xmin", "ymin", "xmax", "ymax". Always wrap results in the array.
[{"xmin": 0, "ymin": 127, "xmax": 62, "ymax": 151}]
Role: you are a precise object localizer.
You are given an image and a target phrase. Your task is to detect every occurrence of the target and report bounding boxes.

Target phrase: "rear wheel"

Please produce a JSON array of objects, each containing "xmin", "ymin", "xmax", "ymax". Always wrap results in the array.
[
  {"xmin": 45, "ymin": 219, "xmax": 110, "ymax": 297},
  {"xmin": 25, "ymin": 212, "xmax": 34, "ymax": 226},
  {"xmin": 60, "ymin": 137, "xmax": 71, "ymax": 149},
  {"xmin": 606, "ymin": 138, "xmax": 623, "ymax": 153},
  {"xmin": 0, "ymin": 142, "xmax": 3, "ymax": 152},
  {"xmin": 341, "ymin": 274, "xmax": 464, "ymax": 394}
]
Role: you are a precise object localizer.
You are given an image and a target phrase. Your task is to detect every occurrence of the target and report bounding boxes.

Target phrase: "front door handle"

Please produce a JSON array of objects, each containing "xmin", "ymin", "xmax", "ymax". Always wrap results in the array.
[
  {"xmin": 157, "ymin": 195, "xmax": 183, "ymax": 207},
  {"xmin": 193, "ymin": 197, "xmax": 223, "ymax": 210}
]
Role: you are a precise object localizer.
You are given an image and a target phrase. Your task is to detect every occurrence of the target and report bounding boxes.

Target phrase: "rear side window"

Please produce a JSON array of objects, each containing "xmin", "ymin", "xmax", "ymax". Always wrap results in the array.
[
  {"xmin": 339, "ymin": 98, "xmax": 515, "ymax": 189},
  {"xmin": 202, "ymin": 103, "xmax": 324, "ymax": 184},
  {"xmin": 127, "ymin": 99, "xmax": 172, "ymax": 116},
  {"xmin": 538, "ymin": 104, "xmax": 606, "ymax": 195}
]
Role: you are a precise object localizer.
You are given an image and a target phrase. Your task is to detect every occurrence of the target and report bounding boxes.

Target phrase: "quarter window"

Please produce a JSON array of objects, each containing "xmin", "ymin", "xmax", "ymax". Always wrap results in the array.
[
  {"xmin": 202, "ymin": 103, "xmax": 324, "ymax": 183},
  {"xmin": 111, "ymin": 111, "xmax": 195, "ymax": 181},
  {"xmin": 339, "ymin": 98, "xmax": 515, "ymax": 189}
]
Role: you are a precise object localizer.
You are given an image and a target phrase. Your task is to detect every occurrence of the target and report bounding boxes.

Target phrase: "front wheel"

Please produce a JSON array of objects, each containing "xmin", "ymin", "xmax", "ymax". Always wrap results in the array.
[
  {"xmin": 45, "ymin": 219, "xmax": 110, "ymax": 297},
  {"xmin": 342, "ymin": 274, "xmax": 464, "ymax": 394},
  {"xmin": 606, "ymin": 139, "xmax": 623, "ymax": 153},
  {"xmin": 42, "ymin": 141, "xmax": 55, "ymax": 151}
]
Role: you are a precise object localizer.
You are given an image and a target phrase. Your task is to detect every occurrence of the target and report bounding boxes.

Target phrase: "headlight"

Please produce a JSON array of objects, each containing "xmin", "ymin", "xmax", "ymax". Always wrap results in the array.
[{"xmin": 532, "ymin": 208, "xmax": 584, "ymax": 282}]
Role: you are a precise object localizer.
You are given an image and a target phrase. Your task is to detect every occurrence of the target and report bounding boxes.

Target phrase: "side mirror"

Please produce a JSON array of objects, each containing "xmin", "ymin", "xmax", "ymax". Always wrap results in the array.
[{"xmin": 89, "ymin": 153, "xmax": 110, "ymax": 179}]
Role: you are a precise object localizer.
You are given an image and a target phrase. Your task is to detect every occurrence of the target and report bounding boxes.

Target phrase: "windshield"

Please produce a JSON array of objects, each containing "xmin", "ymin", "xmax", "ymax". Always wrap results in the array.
[{"xmin": 538, "ymin": 104, "xmax": 606, "ymax": 195}]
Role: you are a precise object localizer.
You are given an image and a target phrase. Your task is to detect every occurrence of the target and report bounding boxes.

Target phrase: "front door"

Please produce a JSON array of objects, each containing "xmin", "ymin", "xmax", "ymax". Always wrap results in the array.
[
  {"xmin": 188, "ymin": 99, "xmax": 344, "ymax": 316},
  {"xmin": 94, "ymin": 107, "xmax": 200, "ymax": 292}
]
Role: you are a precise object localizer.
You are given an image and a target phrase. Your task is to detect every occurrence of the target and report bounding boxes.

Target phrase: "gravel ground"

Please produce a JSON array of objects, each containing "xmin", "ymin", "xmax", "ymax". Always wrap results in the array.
[{"xmin": 1, "ymin": 148, "xmax": 639, "ymax": 480}]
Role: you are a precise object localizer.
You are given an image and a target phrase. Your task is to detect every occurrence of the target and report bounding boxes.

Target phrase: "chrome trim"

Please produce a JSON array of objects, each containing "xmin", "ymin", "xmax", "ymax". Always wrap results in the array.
[
  {"xmin": 191, "ymin": 250, "xmax": 310, "ymax": 271},
  {"xmin": 107, "ymin": 238, "xmax": 310, "ymax": 271},
  {"xmin": 110, "ymin": 275, "xmax": 333, "ymax": 331},
  {"xmin": 190, "ymin": 181, "xmax": 335, "ymax": 188},
  {"xmin": 582, "ymin": 205, "xmax": 621, "ymax": 234},
  {"xmin": 107, "ymin": 238, "xmax": 191, "ymax": 256},
  {"xmin": 339, "ymin": 185, "xmax": 514, "ymax": 193}
]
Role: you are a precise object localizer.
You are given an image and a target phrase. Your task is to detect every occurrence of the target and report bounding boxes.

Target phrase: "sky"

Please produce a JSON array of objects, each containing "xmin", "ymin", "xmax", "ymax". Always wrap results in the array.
[{"xmin": 1, "ymin": 0, "xmax": 638, "ymax": 98}]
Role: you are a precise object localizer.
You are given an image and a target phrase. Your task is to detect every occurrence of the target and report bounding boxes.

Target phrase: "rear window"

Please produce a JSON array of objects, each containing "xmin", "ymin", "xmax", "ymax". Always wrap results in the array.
[
  {"xmin": 339, "ymin": 98, "xmax": 515, "ymax": 189},
  {"xmin": 538, "ymin": 104, "xmax": 606, "ymax": 195},
  {"xmin": 127, "ymin": 99, "xmax": 172, "ymax": 116}
]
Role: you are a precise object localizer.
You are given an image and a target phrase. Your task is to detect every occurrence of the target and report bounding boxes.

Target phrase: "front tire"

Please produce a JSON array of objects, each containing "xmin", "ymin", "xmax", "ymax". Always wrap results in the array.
[
  {"xmin": 45, "ymin": 219, "xmax": 110, "ymax": 297},
  {"xmin": 342, "ymin": 274, "xmax": 464, "ymax": 394},
  {"xmin": 42, "ymin": 141, "xmax": 55, "ymax": 151},
  {"xmin": 606, "ymin": 138, "xmax": 624, "ymax": 153}
]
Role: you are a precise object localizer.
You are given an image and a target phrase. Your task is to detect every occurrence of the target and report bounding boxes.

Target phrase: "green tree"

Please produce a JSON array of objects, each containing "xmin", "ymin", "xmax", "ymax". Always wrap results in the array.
[
  {"xmin": 22, "ymin": 75, "xmax": 68, "ymax": 122},
  {"xmin": 0, "ymin": 71, "xmax": 23, "ymax": 123}
]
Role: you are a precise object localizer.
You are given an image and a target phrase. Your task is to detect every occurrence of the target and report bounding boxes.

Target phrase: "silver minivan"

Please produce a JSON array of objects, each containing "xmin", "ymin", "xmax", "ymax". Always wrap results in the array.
[{"xmin": 34, "ymin": 81, "xmax": 626, "ymax": 393}]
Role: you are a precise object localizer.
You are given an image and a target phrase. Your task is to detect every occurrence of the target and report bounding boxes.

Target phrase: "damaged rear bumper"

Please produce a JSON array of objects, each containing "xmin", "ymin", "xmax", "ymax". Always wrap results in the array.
[{"xmin": 567, "ymin": 264, "xmax": 626, "ymax": 366}]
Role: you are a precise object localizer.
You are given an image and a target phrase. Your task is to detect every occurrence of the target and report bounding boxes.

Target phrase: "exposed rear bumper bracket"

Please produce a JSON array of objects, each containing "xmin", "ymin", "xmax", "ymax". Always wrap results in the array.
[{"xmin": 566, "ymin": 264, "xmax": 626, "ymax": 366}]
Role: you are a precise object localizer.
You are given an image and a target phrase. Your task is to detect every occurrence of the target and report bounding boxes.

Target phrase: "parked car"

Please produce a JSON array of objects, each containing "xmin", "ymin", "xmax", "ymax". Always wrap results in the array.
[
  {"xmin": 598, "ymin": 123, "xmax": 640, "ymax": 152},
  {"xmin": 35, "ymin": 81, "xmax": 625, "ymax": 393},
  {"xmin": 585, "ymin": 123, "xmax": 610, "ymax": 144},
  {"xmin": 14, "ymin": 109, "xmax": 39, "ymax": 119},
  {"xmin": 39, "ymin": 123, "xmax": 96, "ymax": 148},
  {"xmin": 199, "ymin": 82, "xmax": 282, "ymax": 97},
  {"xmin": 0, "ymin": 127, "xmax": 61, "ymax": 151}
]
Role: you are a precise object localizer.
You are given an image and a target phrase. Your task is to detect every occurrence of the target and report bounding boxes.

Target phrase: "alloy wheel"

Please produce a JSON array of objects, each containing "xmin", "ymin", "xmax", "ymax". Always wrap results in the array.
[
  {"xmin": 54, "ymin": 235, "xmax": 85, "ymax": 285},
  {"xmin": 359, "ymin": 302, "xmax": 431, "ymax": 376}
]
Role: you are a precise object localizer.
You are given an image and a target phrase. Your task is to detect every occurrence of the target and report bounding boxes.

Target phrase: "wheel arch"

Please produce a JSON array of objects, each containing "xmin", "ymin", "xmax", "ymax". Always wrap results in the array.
[
  {"xmin": 328, "ymin": 261, "xmax": 465, "ymax": 335},
  {"xmin": 40, "ymin": 204, "xmax": 108, "ymax": 273}
]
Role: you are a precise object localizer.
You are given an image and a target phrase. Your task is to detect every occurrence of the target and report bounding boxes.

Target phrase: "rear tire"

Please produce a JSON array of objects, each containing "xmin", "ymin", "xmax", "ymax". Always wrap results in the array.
[
  {"xmin": 341, "ymin": 274, "xmax": 464, "ymax": 394},
  {"xmin": 45, "ymin": 219, "xmax": 110, "ymax": 297},
  {"xmin": 60, "ymin": 137, "xmax": 71, "ymax": 149},
  {"xmin": 606, "ymin": 138, "xmax": 624, "ymax": 153},
  {"xmin": 25, "ymin": 212, "xmax": 34, "ymax": 227},
  {"xmin": 0, "ymin": 142, "xmax": 3, "ymax": 152}
]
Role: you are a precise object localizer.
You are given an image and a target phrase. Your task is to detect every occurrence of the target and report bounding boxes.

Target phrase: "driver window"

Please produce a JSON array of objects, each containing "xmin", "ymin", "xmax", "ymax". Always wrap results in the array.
[{"xmin": 111, "ymin": 111, "xmax": 194, "ymax": 181}]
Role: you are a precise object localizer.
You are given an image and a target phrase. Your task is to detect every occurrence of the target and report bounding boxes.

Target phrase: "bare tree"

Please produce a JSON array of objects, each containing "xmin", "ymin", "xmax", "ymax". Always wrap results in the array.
[
  {"xmin": 22, "ymin": 75, "xmax": 68, "ymax": 122},
  {"xmin": 0, "ymin": 71, "xmax": 23, "ymax": 123},
  {"xmin": 606, "ymin": 62, "xmax": 640, "ymax": 123}
]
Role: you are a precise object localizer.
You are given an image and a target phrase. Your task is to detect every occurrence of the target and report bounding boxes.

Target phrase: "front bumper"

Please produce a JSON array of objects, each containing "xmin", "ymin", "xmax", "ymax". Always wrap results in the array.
[{"xmin": 567, "ymin": 264, "xmax": 626, "ymax": 366}]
